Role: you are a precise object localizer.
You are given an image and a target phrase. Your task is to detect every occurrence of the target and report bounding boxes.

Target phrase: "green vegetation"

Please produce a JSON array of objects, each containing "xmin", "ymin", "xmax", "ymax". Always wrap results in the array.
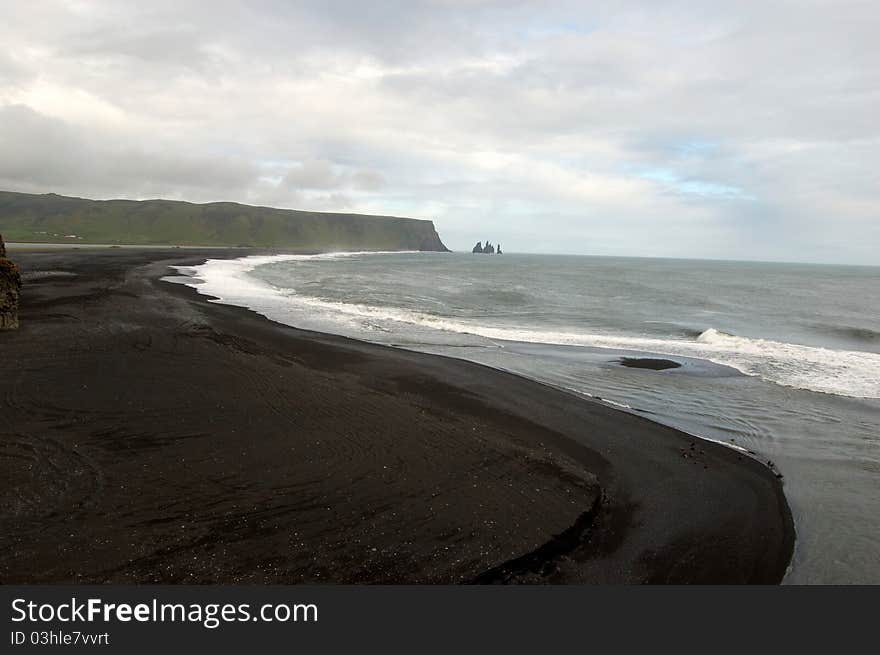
[{"xmin": 0, "ymin": 191, "xmax": 449, "ymax": 251}]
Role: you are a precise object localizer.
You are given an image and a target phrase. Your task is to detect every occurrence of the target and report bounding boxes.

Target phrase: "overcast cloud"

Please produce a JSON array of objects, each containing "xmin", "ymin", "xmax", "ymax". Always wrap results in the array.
[{"xmin": 0, "ymin": 0, "xmax": 877, "ymax": 262}]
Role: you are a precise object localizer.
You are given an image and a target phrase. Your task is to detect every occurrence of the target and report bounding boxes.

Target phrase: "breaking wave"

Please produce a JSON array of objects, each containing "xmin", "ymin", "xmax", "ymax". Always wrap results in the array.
[{"xmin": 168, "ymin": 253, "xmax": 880, "ymax": 400}]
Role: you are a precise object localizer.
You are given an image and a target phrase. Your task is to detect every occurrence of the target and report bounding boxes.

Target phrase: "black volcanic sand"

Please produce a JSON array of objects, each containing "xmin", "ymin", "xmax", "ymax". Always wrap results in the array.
[
  {"xmin": 0, "ymin": 249, "xmax": 793, "ymax": 583},
  {"xmin": 620, "ymin": 357, "xmax": 683, "ymax": 371}
]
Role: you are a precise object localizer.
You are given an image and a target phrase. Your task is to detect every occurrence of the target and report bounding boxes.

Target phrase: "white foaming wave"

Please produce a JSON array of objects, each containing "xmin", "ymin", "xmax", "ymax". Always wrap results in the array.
[
  {"xmin": 596, "ymin": 397, "xmax": 633, "ymax": 410},
  {"xmin": 173, "ymin": 253, "xmax": 880, "ymax": 400},
  {"xmin": 690, "ymin": 328, "xmax": 880, "ymax": 399},
  {"xmin": 416, "ymin": 322, "xmax": 879, "ymax": 399},
  {"xmin": 169, "ymin": 251, "xmax": 416, "ymax": 308}
]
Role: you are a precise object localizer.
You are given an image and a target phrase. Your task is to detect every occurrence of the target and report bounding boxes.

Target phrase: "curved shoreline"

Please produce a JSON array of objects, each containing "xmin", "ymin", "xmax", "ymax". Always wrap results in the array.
[
  {"xmin": 168, "ymin": 250, "xmax": 880, "ymax": 400},
  {"xmin": 1, "ymin": 248, "xmax": 794, "ymax": 583}
]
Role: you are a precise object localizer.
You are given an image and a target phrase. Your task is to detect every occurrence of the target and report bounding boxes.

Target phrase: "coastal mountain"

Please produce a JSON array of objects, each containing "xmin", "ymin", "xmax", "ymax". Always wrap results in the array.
[{"xmin": 0, "ymin": 190, "xmax": 450, "ymax": 252}]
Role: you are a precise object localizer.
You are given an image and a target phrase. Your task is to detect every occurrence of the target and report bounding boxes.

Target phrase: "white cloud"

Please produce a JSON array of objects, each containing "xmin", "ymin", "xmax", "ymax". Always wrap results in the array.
[{"xmin": 0, "ymin": 0, "xmax": 877, "ymax": 263}]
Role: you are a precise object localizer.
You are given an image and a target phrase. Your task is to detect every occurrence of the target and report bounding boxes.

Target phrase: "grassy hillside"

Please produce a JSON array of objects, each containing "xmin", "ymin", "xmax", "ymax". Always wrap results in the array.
[{"xmin": 0, "ymin": 191, "xmax": 450, "ymax": 251}]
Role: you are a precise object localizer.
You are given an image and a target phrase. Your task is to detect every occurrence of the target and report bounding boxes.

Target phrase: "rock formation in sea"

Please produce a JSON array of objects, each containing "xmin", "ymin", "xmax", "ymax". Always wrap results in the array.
[
  {"xmin": 472, "ymin": 240, "xmax": 502, "ymax": 254},
  {"xmin": 0, "ymin": 234, "xmax": 22, "ymax": 330},
  {"xmin": 497, "ymin": 244, "xmax": 503, "ymax": 255}
]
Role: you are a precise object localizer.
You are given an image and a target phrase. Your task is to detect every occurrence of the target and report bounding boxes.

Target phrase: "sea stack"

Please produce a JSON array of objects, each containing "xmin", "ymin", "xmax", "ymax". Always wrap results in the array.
[
  {"xmin": 472, "ymin": 240, "xmax": 502, "ymax": 254},
  {"xmin": 0, "ymin": 234, "xmax": 22, "ymax": 330}
]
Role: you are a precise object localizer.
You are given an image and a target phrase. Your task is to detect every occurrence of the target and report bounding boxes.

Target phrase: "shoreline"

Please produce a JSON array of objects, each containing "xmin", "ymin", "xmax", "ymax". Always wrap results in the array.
[{"xmin": 0, "ymin": 248, "xmax": 794, "ymax": 583}]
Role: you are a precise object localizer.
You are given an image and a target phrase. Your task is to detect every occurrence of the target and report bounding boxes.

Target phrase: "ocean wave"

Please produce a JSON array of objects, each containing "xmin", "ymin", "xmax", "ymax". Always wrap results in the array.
[
  {"xmin": 170, "ymin": 253, "xmax": 880, "ymax": 400},
  {"xmin": 812, "ymin": 323, "xmax": 880, "ymax": 344}
]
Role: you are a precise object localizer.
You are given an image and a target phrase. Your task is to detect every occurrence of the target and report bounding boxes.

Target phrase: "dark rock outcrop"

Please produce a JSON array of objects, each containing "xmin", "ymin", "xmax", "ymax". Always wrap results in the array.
[
  {"xmin": 497, "ymin": 244, "xmax": 502, "ymax": 254},
  {"xmin": 619, "ymin": 357, "xmax": 681, "ymax": 370},
  {"xmin": 472, "ymin": 240, "xmax": 502, "ymax": 254},
  {"xmin": 0, "ymin": 234, "xmax": 22, "ymax": 330}
]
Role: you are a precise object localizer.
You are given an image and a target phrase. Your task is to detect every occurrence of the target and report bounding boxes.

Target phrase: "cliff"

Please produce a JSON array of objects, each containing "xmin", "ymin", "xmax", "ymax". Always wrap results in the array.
[
  {"xmin": 0, "ymin": 190, "xmax": 450, "ymax": 252},
  {"xmin": 0, "ymin": 233, "xmax": 21, "ymax": 329}
]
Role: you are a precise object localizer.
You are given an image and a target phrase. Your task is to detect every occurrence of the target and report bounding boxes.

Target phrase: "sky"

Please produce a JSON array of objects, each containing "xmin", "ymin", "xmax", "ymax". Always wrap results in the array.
[{"xmin": 0, "ymin": 0, "xmax": 877, "ymax": 263}]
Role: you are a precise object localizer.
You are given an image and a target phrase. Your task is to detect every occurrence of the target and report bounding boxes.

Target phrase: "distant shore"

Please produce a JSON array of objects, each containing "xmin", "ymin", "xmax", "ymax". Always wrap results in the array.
[{"xmin": 0, "ymin": 248, "xmax": 793, "ymax": 583}]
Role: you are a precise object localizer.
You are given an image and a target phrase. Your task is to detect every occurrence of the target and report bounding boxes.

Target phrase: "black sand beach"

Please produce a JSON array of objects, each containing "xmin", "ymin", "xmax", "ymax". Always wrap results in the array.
[{"xmin": 0, "ymin": 248, "xmax": 793, "ymax": 583}]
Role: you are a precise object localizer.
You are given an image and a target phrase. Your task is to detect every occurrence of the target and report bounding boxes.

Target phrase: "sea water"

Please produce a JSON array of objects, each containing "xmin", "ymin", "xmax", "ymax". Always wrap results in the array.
[{"xmin": 168, "ymin": 251, "xmax": 880, "ymax": 584}]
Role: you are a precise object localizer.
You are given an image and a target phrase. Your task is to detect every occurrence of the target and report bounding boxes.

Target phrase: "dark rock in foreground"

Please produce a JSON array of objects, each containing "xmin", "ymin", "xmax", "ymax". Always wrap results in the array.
[{"xmin": 0, "ymin": 233, "xmax": 22, "ymax": 329}]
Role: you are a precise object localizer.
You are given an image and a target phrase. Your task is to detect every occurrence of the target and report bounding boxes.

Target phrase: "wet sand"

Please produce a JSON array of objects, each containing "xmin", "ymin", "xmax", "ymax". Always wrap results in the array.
[{"xmin": 0, "ymin": 248, "xmax": 793, "ymax": 583}]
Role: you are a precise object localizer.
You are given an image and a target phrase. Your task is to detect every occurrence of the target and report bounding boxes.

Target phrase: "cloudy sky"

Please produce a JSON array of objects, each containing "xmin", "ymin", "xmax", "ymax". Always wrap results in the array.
[{"xmin": 1, "ymin": 1, "xmax": 877, "ymax": 263}]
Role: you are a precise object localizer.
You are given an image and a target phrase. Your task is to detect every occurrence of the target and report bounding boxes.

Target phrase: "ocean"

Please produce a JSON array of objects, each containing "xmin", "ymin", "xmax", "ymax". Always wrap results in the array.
[{"xmin": 167, "ymin": 251, "xmax": 880, "ymax": 584}]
